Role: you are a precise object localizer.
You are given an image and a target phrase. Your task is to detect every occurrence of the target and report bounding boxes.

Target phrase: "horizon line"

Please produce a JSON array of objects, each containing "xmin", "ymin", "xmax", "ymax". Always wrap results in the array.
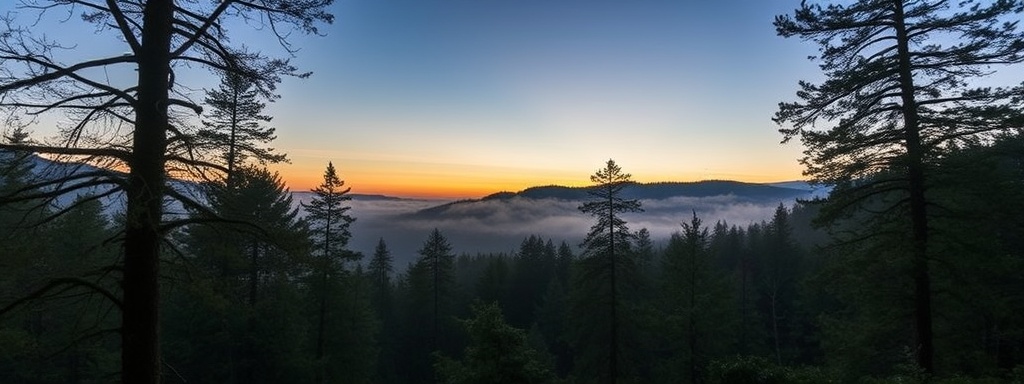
[{"xmin": 289, "ymin": 178, "xmax": 817, "ymax": 201}]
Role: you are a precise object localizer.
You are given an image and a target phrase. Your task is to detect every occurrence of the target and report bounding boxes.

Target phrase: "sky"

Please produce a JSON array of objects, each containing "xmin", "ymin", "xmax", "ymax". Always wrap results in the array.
[{"xmin": 8, "ymin": 1, "xmax": 821, "ymax": 199}]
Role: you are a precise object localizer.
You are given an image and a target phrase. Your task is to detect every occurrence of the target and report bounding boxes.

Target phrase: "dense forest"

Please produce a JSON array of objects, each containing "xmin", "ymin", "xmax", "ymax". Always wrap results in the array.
[
  {"xmin": 3, "ymin": 0, "xmax": 1024, "ymax": 383},
  {"xmin": 4, "ymin": 144, "xmax": 1024, "ymax": 383}
]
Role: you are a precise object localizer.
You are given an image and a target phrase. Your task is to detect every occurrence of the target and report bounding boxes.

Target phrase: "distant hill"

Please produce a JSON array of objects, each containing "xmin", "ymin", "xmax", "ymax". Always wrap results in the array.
[
  {"xmin": 410, "ymin": 180, "xmax": 818, "ymax": 219},
  {"xmin": 291, "ymin": 191, "xmax": 409, "ymax": 202}
]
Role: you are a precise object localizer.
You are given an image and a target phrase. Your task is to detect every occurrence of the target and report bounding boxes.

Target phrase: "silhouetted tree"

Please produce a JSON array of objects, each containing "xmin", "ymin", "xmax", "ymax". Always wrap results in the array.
[
  {"xmin": 303, "ymin": 162, "xmax": 357, "ymax": 384},
  {"xmin": 658, "ymin": 212, "xmax": 733, "ymax": 384},
  {"xmin": 0, "ymin": 2, "xmax": 333, "ymax": 381},
  {"xmin": 369, "ymin": 237, "xmax": 394, "ymax": 316},
  {"xmin": 418, "ymin": 228, "xmax": 456, "ymax": 351},
  {"xmin": 368, "ymin": 237, "xmax": 398, "ymax": 381},
  {"xmin": 571, "ymin": 159, "xmax": 643, "ymax": 383},
  {"xmin": 774, "ymin": 0, "xmax": 1024, "ymax": 372},
  {"xmin": 198, "ymin": 71, "xmax": 287, "ymax": 180}
]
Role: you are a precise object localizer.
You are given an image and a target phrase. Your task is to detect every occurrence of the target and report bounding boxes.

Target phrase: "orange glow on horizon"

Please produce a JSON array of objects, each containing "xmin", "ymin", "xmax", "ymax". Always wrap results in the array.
[{"xmin": 272, "ymin": 161, "xmax": 805, "ymax": 200}]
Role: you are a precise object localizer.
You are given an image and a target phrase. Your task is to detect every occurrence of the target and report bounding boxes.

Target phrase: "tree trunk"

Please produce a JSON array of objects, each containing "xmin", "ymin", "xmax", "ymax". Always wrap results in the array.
[
  {"xmin": 689, "ymin": 239, "xmax": 697, "ymax": 384},
  {"xmin": 771, "ymin": 284, "xmax": 781, "ymax": 365},
  {"xmin": 316, "ymin": 268, "xmax": 328, "ymax": 384},
  {"xmin": 608, "ymin": 193, "xmax": 618, "ymax": 384},
  {"xmin": 122, "ymin": 1, "xmax": 172, "ymax": 383},
  {"xmin": 892, "ymin": 0, "xmax": 934, "ymax": 373},
  {"xmin": 739, "ymin": 255, "xmax": 748, "ymax": 355},
  {"xmin": 246, "ymin": 241, "xmax": 259, "ymax": 383}
]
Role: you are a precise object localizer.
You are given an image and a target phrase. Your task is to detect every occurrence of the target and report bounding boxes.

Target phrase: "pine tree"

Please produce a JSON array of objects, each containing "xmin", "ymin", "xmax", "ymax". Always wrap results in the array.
[
  {"xmin": 198, "ymin": 71, "xmax": 287, "ymax": 179},
  {"xmin": 304, "ymin": 162, "xmax": 356, "ymax": 263},
  {"xmin": 367, "ymin": 238, "xmax": 397, "ymax": 382},
  {"xmin": 171, "ymin": 166, "xmax": 310, "ymax": 383},
  {"xmin": 368, "ymin": 237, "xmax": 394, "ymax": 316},
  {"xmin": 571, "ymin": 159, "xmax": 643, "ymax": 383},
  {"xmin": 759, "ymin": 204, "xmax": 802, "ymax": 365},
  {"xmin": 774, "ymin": 0, "xmax": 1024, "ymax": 372},
  {"xmin": 417, "ymin": 228, "xmax": 456, "ymax": 352},
  {"xmin": 658, "ymin": 212, "xmax": 733, "ymax": 383},
  {"xmin": 302, "ymin": 162, "xmax": 357, "ymax": 384}
]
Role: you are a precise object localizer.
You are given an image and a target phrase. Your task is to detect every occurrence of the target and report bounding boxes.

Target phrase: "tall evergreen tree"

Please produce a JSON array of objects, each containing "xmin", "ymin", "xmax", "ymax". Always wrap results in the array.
[
  {"xmin": 170, "ymin": 166, "xmax": 310, "ymax": 384},
  {"xmin": 368, "ymin": 237, "xmax": 394, "ymax": 316},
  {"xmin": 658, "ymin": 212, "xmax": 733, "ymax": 384},
  {"xmin": 759, "ymin": 204, "xmax": 803, "ymax": 365},
  {"xmin": 304, "ymin": 162, "xmax": 356, "ymax": 263},
  {"xmin": 774, "ymin": 0, "xmax": 1024, "ymax": 372},
  {"xmin": 396, "ymin": 229, "xmax": 457, "ymax": 383},
  {"xmin": 302, "ymin": 162, "xmax": 357, "ymax": 384},
  {"xmin": 368, "ymin": 238, "xmax": 398, "ymax": 382},
  {"xmin": 198, "ymin": 71, "xmax": 287, "ymax": 179},
  {"xmin": 417, "ymin": 228, "xmax": 456, "ymax": 352},
  {"xmin": 571, "ymin": 159, "xmax": 643, "ymax": 383}
]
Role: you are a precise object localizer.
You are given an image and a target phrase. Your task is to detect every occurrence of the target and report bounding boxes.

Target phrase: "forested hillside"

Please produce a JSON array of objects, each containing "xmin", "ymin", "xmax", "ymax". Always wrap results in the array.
[{"xmin": 4, "ymin": 144, "xmax": 1024, "ymax": 383}]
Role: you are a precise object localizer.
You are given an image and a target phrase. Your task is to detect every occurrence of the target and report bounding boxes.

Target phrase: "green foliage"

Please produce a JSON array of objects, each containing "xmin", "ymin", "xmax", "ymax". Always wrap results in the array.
[
  {"xmin": 167, "ymin": 166, "xmax": 312, "ymax": 383},
  {"xmin": 709, "ymin": 356, "xmax": 788, "ymax": 384},
  {"xmin": 709, "ymin": 356, "xmax": 840, "ymax": 384},
  {"xmin": 434, "ymin": 302, "xmax": 556, "ymax": 384}
]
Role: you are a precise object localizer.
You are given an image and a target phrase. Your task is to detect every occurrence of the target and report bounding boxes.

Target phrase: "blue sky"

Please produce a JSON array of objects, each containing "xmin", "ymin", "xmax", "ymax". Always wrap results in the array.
[
  {"xmin": 266, "ymin": 0, "xmax": 821, "ymax": 197},
  {"xmin": 7, "ymin": 1, "xmax": 822, "ymax": 198}
]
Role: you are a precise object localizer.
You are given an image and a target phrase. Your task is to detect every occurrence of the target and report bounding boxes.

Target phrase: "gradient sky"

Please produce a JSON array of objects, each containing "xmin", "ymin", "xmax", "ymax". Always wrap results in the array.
[{"xmin": 14, "ymin": 1, "xmax": 822, "ymax": 199}]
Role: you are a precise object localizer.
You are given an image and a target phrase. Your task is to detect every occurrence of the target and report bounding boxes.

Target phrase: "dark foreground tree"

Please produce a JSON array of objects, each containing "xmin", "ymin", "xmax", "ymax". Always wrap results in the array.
[
  {"xmin": 434, "ymin": 302, "xmax": 556, "ymax": 384},
  {"xmin": 0, "ymin": 2, "xmax": 333, "ymax": 382},
  {"xmin": 173, "ymin": 166, "xmax": 308, "ymax": 383},
  {"xmin": 774, "ymin": 0, "xmax": 1024, "ymax": 373},
  {"xmin": 571, "ymin": 159, "xmax": 643, "ymax": 383}
]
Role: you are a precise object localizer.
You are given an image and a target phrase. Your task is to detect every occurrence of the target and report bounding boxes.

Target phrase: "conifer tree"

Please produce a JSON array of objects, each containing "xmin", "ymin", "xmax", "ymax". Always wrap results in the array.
[
  {"xmin": 173, "ymin": 166, "xmax": 309, "ymax": 383},
  {"xmin": 658, "ymin": 212, "xmax": 733, "ymax": 383},
  {"xmin": 571, "ymin": 159, "xmax": 643, "ymax": 383},
  {"xmin": 367, "ymin": 237, "xmax": 398, "ymax": 382},
  {"xmin": 417, "ymin": 228, "xmax": 456, "ymax": 351},
  {"xmin": 368, "ymin": 237, "xmax": 394, "ymax": 315},
  {"xmin": 302, "ymin": 162, "xmax": 357, "ymax": 384},
  {"xmin": 774, "ymin": 0, "xmax": 1024, "ymax": 372},
  {"xmin": 198, "ymin": 71, "xmax": 287, "ymax": 179}
]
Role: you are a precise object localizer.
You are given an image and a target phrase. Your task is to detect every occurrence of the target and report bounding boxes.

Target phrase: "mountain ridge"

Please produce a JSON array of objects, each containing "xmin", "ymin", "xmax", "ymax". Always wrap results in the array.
[{"xmin": 407, "ymin": 180, "xmax": 825, "ymax": 218}]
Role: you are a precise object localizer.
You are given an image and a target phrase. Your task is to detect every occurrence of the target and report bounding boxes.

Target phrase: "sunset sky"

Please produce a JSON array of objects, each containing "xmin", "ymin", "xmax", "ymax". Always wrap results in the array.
[{"xmin": 13, "ymin": 1, "xmax": 821, "ymax": 199}]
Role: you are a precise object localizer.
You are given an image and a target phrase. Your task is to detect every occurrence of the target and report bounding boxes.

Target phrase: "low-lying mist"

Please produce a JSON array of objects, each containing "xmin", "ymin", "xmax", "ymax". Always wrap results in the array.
[{"xmin": 291, "ymin": 190, "xmax": 817, "ymax": 269}]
